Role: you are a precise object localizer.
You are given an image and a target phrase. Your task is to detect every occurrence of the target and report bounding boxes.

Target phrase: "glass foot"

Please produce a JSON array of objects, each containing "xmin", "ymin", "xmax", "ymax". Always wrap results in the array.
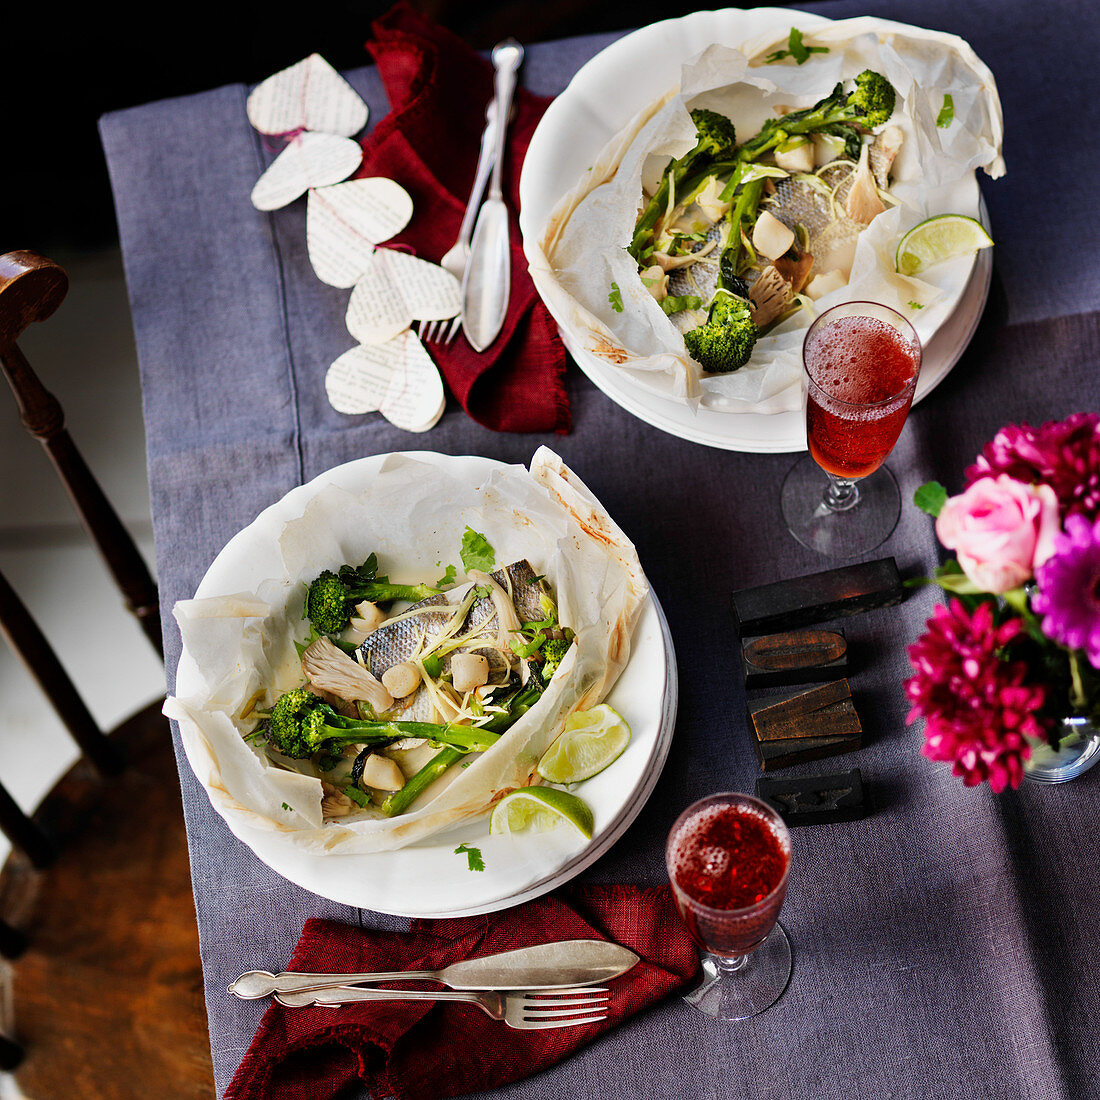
[
  {"xmin": 781, "ymin": 454, "xmax": 901, "ymax": 557},
  {"xmin": 682, "ymin": 922, "xmax": 792, "ymax": 1021},
  {"xmin": 1025, "ymin": 718, "xmax": 1100, "ymax": 783}
]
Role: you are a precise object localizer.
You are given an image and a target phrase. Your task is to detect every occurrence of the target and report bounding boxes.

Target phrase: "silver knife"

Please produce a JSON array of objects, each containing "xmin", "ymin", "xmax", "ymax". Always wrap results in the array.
[
  {"xmin": 228, "ymin": 938, "xmax": 638, "ymax": 1000},
  {"xmin": 461, "ymin": 38, "xmax": 524, "ymax": 352}
]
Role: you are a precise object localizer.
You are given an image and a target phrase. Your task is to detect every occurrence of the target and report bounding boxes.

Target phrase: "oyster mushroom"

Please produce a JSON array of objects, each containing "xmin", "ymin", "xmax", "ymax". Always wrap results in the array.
[
  {"xmin": 649, "ymin": 240, "xmax": 718, "ymax": 272},
  {"xmin": 302, "ymin": 636, "xmax": 394, "ymax": 714},
  {"xmin": 869, "ymin": 125, "xmax": 904, "ymax": 190},
  {"xmin": 640, "ymin": 264, "xmax": 669, "ymax": 301},
  {"xmin": 748, "ymin": 265, "xmax": 793, "ymax": 328},
  {"xmin": 845, "ymin": 142, "xmax": 887, "ymax": 225},
  {"xmin": 346, "ymin": 600, "xmax": 386, "ymax": 644}
]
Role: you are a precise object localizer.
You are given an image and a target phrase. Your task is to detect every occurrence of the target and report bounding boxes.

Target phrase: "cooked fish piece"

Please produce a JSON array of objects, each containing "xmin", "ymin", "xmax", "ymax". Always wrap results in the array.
[{"xmin": 354, "ymin": 560, "xmax": 546, "ymax": 721}]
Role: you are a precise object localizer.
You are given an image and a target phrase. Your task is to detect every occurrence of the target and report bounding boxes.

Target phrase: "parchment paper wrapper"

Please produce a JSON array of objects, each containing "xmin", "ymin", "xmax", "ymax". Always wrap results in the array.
[
  {"xmin": 164, "ymin": 448, "xmax": 648, "ymax": 854},
  {"xmin": 529, "ymin": 16, "xmax": 1005, "ymax": 412}
]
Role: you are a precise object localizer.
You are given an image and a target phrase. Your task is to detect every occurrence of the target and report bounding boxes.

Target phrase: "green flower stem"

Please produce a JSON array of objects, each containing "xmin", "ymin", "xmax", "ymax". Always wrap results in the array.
[{"xmin": 1069, "ymin": 650, "xmax": 1087, "ymax": 711}]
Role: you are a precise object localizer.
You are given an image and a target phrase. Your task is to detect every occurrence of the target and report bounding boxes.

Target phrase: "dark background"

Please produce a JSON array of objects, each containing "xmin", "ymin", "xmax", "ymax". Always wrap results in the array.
[{"xmin": 9, "ymin": 1, "xmax": 782, "ymax": 253}]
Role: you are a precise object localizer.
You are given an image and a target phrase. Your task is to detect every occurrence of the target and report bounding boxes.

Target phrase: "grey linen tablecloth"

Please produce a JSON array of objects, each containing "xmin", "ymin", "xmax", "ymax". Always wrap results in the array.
[{"xmin": 100, "ymin": 1, "xmax": 1100, "ymax": 1096}]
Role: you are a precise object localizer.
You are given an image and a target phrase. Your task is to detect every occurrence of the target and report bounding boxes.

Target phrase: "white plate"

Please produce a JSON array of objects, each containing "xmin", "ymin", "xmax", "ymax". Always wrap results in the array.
[
  {"xmin": 519, "ymin": 7, "xmax": 992, "ymax": 453},
  {"xmin": 175, "ymin": 453, "xmax": 677, "ymax": 917}
]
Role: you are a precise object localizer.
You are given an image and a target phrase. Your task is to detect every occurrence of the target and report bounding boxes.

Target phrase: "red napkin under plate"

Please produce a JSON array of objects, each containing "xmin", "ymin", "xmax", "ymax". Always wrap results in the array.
[
  {"xmin": 225, "ymin": 884, "xmax": 700, "ymax": 1100},
  {"xmin": 357, "ymin": 3, "xmax": 570, "ymax": 435}
]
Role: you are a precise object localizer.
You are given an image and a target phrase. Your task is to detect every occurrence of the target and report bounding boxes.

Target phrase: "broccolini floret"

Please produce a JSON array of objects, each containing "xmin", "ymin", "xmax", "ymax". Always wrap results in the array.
[
  {"xmin": 737, "ymin": 70, "xmax": 896, "ymax": 162},
  {"xmin": 540, "ymin": 638, "xmax": 573, "ymax": 684},
  {"xmin": 682, "ymin": 291, "xmax": 758, "ymax": 373},
  {"xmin": 305, "ymin": 554, "xmax": 440, "ymax": 636},
  {"xmin": 263, "ymin": 687, "xmax": 498, "ymax": 760},
  {"xmin": 628, "ymin": 109, "xmax": 740, "ymax": 260}
]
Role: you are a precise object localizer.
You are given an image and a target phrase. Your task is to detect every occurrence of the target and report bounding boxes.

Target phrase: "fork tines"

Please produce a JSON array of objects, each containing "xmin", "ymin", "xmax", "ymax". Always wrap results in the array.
[
  {"xmin": 415, "ymin": 316, "xmax": 461, "ymax": 346},
  {"xmin": 519, "ymin": 987, "xmax": 609, "ymax": 1028}
]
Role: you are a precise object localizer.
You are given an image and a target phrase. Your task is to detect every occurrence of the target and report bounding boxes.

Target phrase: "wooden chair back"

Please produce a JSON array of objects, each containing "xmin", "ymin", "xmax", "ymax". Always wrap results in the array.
[{"xmin": 0, "ymin": 250, "xmax": 212, "ymax": 1093}]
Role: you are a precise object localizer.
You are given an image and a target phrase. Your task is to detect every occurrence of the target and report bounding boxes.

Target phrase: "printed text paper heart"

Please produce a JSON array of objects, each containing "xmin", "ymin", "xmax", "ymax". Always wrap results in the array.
[
  {"xmin": 345, "ymin": 249, "xmax": 461, "ymax": 344},
  {"xmin": 306, "ymin": 179, "xmax": 415, "ymax": 288},
  {"xmin": 251, "ymin": 133, "xmax": 363, "ymax": 211},
  {"xmin": 326, "ymin": 332, "xmax": 445, "ymax": 432},
  {"xmin": 246, "ymin": 53, "xmax": 368, "ymax": 138}
]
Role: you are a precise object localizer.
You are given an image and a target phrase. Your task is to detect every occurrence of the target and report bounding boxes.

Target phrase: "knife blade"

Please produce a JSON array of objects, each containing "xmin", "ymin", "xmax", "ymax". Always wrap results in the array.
[
  {"xmin": 461, "ymin": 38, "xmax": 524, "ymax": 352},
  {"xmin": 229, "ymin": 938, "xmax": 638, "ymax": 1000}
]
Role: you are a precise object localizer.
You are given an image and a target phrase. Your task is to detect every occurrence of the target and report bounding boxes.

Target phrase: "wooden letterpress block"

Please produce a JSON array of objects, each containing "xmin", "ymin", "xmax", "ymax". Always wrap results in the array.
[
  {"xmin": 731, "ymin": 557, "xmax": 905, "ymax": 636},
  {"xmin": 748, "ymin": 681, "xmax": 862, "ymax": 770},
  {"xmin": 741, "ymin": 628, "xmax": 848, "ymax": 689},
  {"xmin": 754, "ymin": 769, "xmax": 866, "ymax": 825}
]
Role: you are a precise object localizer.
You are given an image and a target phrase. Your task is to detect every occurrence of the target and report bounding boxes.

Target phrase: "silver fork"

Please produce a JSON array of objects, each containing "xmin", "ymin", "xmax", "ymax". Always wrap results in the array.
[
  {"xmin": 275, "ymin": 984, "xmax": 609, "ymax": 1030},
  {"xmin": 418, "ymin": 100, "xmax": 499, "ymax": 346}
]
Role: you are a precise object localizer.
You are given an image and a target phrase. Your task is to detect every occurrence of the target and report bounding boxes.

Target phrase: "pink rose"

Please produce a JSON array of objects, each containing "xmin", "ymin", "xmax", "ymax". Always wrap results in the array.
[{"xmin": 936, "ymin": 475, "xmax": 1060, "ymax": 593}]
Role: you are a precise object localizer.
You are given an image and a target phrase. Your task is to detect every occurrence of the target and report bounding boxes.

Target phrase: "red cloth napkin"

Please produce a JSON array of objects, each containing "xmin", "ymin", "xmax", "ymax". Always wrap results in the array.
[
  {"xmin": 224, "ymin": 885, "xmax": 700, "ymax": 1100},
  {"xmin": 357, "ymin": 3, "xmax": 570, "ymax": 434}
]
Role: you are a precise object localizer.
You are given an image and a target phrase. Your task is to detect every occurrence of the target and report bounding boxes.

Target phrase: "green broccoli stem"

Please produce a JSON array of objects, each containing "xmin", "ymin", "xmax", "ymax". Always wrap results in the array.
[
  {"xmin": 479, "ymin": 680, "xmax": 545, "ymax": 733},
  {"xmin": 378, "ymin": 680, "xmax": 544, "ymax": 816},
  {"xmin": 717, "ymin": 177, "xmax": 766, "ymax": 290},
  {"xmin": 737, "ymin": 92, "xmax": 855, "ymax": 163},
  {"xmin": 629, "ymin": 157, "xmax": 741, "ymax": 261},
  {"xmin": 348, "ymin": 581, "xmax": 440, "ymax": 605},
  {"xmin": 381, "ymin": 746, "xmax": 464, "ymax": 817},
  {"xmin": 320, "ymin": 715, "xmax": 500, "ymax": 754}
]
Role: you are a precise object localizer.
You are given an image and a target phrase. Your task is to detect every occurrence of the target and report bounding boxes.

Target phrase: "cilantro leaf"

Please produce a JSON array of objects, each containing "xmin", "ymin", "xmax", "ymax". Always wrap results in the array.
[
  {"xmin": 936, "ymin": 94, "xmax": 955, "ymax": 128},
  {"xmin": 460, "ymin": 527, "xmax": 495, "ymax": 573},
  {"xmin": 454, "ymin": 844, "xmax": 485, "ymax": 872},
  {"xmin": 765, "ymin": 27, "xmax": 829, "ymax": 64},
  {"xmin": 608, "ymin": 282, "xmax": 624, "ymax": 313},
  {"xmin": 660, "ymin": 294, "xmax": 704, "ymax": 316},
  {"xmin": 510, "ymin": 630, "xmax": 547, "ymax": 659},
  {"xmin": 436, "ymin": 563, "xmax": 457, "ymax": 588},
  {"xmin": 914, "ymin": 481, "xmax": 948, "ymax": 518}
]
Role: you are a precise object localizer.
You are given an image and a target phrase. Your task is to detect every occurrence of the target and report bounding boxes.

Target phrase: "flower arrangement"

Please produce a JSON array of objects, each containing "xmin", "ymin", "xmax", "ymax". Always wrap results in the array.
[{"xmin": 905, "ymin": 412, "xmax": 1100, "ymax": 791}]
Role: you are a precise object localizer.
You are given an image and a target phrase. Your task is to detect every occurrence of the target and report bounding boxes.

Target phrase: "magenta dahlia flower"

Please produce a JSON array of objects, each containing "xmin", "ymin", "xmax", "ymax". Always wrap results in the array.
[
  {"xmin": 906, "ymin": 599, "xmax": 1051, "ymax": 791},
  {"xmin": 965, "ymin": 412, "xmax": 1100, "ymax": 524},
  {"xmin": 1033, "ymin": 514, "xmax": 1100, "ymax": 669}
]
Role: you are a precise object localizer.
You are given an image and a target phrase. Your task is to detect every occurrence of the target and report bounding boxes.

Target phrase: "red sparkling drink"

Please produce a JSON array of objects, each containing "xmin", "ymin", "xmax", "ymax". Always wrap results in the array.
[
  {"xmin": 804, "ymin": 313, "xmax": 921, "ymax": 479},
  {"xmin": 666, "ymin": 795, "xmax": 791, "ymax": 957}
]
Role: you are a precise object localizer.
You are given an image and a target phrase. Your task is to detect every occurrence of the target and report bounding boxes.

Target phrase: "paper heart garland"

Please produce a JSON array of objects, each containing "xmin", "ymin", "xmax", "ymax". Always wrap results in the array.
[
  {"xmin": 306, "ymin": 179, "xmax": 414, "ymax": 288},
  {"xmin": 326, "ymin": 331, "xmax": 445, "ymax": 432},
  {"xmin": 250, "ymin": 132, "xmax": 364, "ymax": 211},
  {"xmin": 345, "ymin": 249, "xmax": 461, "ymax": 344},
  {"xmin": 246, "ymin": 53, "xmax": 369, "ymax": 138}
]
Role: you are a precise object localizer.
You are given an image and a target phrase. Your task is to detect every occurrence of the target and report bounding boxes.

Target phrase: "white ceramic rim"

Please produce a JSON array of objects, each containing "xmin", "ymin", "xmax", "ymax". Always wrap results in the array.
[
  {"xmin": 519, "ymin": 8, "xmax": 993, "ymax": 453},
  {"xmin": 173, "ymin": 452, "xmax": 678, "ymax": 916}
]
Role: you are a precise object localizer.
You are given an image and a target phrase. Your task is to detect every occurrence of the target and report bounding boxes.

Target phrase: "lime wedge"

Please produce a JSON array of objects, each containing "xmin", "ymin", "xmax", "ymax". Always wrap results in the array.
[
  {"xmin": 536, "ymin": 704, "xmax": 631, "ymax": 783},
  {"xmin": 489, "ymin": 787, "xmax": 595, "ymax": 838},
  {"xmin": 895, "ymin": 214, "xmax": 993, "ymax": 276}
]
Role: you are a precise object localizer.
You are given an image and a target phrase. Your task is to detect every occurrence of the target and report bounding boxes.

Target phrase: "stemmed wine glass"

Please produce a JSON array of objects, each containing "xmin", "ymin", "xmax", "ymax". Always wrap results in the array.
[
  {"xmin": 781, "ymin": 301, "xmax": 922, "ymax": 557},
  {"xmin": 665, "ymin": 792, "xmax": 792, "ymax": 1021}
]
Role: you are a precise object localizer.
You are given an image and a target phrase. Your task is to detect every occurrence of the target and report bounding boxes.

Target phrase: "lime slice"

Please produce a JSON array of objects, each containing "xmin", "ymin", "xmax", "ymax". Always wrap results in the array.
[
  {"xmin": 489, "ymin": 787, "xmax": 595, "ymax": 838},
  {"xmin": 536, "ymin": 704, "xmax": 631, "ymax": 783},
  {"xmin": 895, "ymin": 214, "xmax": 993, "ymax": 276}
]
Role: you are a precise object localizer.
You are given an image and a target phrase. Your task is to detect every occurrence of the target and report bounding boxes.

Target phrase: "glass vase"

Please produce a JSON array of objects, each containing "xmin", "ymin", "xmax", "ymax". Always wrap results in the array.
[{"xmin": 1024, "ymin": 717, "xmax": 1100, "ymax": 784}]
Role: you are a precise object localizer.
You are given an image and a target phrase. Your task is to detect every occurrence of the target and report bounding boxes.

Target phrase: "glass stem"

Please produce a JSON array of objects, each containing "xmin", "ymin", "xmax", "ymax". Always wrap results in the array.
[
  {"xmin": 823, "ymin": 474, "xmax": 860, "ymax": 513},
  {"xmin": 714, "ymin": 954, "xmax": 748, "ymax": 974}
]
